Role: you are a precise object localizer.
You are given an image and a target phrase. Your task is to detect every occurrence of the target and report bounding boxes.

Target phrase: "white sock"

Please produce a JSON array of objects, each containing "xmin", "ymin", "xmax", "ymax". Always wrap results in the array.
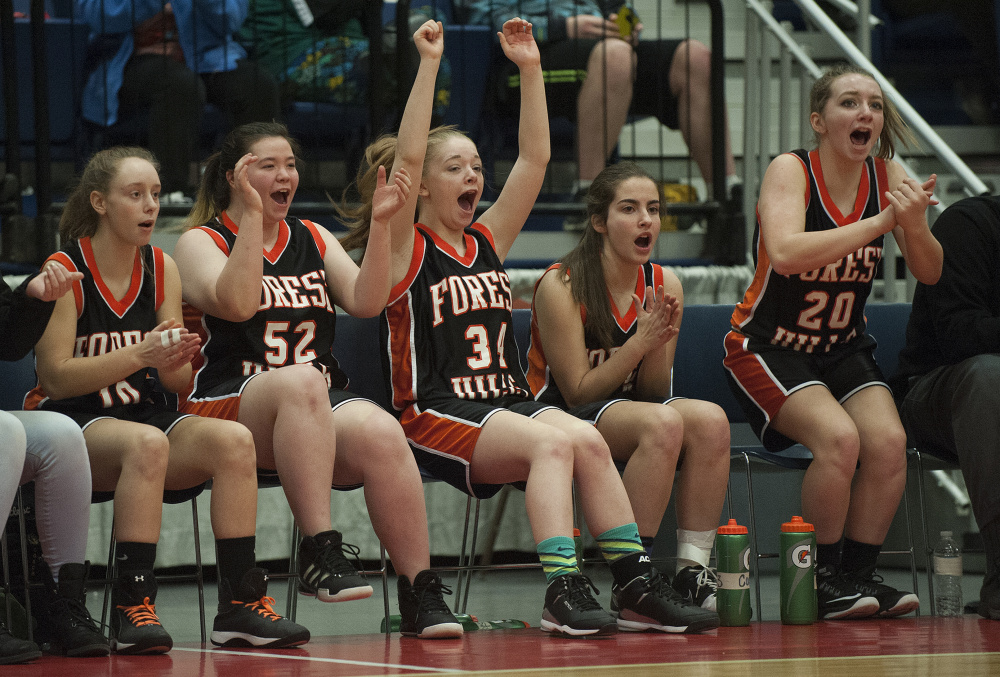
[{"xmin": 676, "ymin": 528, "xmax": 715, "ymax": 571}]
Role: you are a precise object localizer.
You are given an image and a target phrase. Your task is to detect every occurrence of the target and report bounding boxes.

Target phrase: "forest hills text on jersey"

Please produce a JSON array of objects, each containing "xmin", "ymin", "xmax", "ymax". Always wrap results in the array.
[
  {"xmin": 794, "ymin": 243, "xmax": 882, "ymax": 284},
  {"xmin": 766, "ymin": 244, "xmax": 883, "ymax": 353},
  {"xmin": 428, "ymin": 270, "xmax": 514, "ymax": 326}
]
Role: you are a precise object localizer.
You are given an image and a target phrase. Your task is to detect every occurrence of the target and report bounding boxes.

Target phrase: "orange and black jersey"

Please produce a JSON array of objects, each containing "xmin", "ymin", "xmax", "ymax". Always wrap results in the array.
[
  {"xmin": 732, "ymin": 149, "xmax": 890, "ymax": 354},
  {"xmin": 185, "ymin": 213, "xmax": 347, "ymax": 402},
  {"xmin": 382, "ymin": 223, "xmax": 530, "ymax": 411},
  {"xmin": 25, "ymin": 239, "xmax": 166, "ymax": 413},
  {"xmin": 526, "ymin": 261, "xmax": 665, "ymax": 407}
]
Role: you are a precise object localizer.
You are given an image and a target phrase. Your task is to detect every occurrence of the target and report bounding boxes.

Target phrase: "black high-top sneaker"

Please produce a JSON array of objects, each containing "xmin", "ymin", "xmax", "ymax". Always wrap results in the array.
[
  {"xmin": 541, "ymin": 573, "xmax": 618, "ymax": 637},
  {"xmin": 612, "ymin": 568, "xmax": 719, "ymax": 633},
  {"xmin": 297, "ymin": 530, "xmax": 373, "ymax": 602},
  {"xmin": 815, "ymin": 565, "xmax": 879, "ymax": 620},
  {"xmin": 212, "ymin": 568, "xmax": 310, "ymax": 648},
  {"xmin": 396, "ymin": 570, "xmax": 462, "ymax": 639},
  {"xmin": 110, "ymin": 570, "xmax": 172, "ymax": 654},
  {"xmin": 672, "ymin": 565, "xmax": 721, "ymax": 611},
  {"xmin": 40, "ymin": 562, "xmax": 109, "ymax": 657},
  {"xmin": 0, "ymin": 622, "xmax": 40, "ymax": 665},
  {"xmin": 848, "ymin": 565, "xmax": 920, "ymax": 617}
]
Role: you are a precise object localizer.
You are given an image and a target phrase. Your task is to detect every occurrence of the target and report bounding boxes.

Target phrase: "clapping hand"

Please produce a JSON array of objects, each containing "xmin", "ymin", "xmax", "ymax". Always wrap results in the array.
[{"xmin": 632, "ymin": 285, "xmax": 679, "ymax": 354}]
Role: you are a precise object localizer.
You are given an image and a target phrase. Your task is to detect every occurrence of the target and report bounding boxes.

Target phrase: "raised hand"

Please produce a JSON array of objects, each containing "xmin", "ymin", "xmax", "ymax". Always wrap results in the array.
[
  {"xmin": 26, "ymin": 261, "xmax": 83, "ymax": 302},
  {"xmin": 498, "ymin": 17, "xmax": 540, "ymax": 68},
  {"xmin": 413, "ymin": 19, "xmax": 444, "ymax": 61},
  {"xmin": 631, "ymin": 285, "xmax": 679, "ymax": 354},
  {"xmin": 372, "ymin": 166, "xmax": 412, "ymax": 225},
  {"xmin": 232, "ymin": 152, "xmax": 263, "ymax": 216},
  {"xmin": 140, "ymin": 319, "xmax": 201, "ymax": 373}
]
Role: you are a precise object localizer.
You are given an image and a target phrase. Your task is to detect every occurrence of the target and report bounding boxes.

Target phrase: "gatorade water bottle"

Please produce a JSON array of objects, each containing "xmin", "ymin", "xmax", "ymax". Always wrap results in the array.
[
  {"xmin": 715, "ymin": 519, "xmax": 751, "ymax": 626},
  {"xmin": 779, "ymin": 516, "xmax": 817, "ymax": 625}
]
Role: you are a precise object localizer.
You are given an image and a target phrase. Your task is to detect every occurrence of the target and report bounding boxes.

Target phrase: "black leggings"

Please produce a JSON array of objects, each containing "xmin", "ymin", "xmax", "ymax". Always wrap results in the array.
[{"xmin": 118, "ymin": 55, "xmax": 280, "ymax": 192}]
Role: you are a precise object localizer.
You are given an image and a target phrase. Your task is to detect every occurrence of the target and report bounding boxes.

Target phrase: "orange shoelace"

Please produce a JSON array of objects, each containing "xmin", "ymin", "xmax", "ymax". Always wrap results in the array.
[
  {"xmin": 233, "ymin": 595, "xmax": 281, "ymax": 621},
  {"xmin": 116, "ymin": 597, "xmax": 161, "ymax": 627}
]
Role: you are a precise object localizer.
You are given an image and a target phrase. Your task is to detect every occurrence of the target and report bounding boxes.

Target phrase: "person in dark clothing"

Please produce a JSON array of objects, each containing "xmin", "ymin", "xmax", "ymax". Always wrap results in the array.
[
  {"xmin": 894, "ymin": 194, "xmax": 1000, "ymax": 621},
  {"xmin": 0, "ymin": 264, "xmax": 110, "ymax": 663}
]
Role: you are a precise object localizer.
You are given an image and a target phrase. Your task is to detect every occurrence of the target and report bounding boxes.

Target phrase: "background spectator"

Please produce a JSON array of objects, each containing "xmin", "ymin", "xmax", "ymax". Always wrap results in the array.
[
  {"xmin": 79, "ymin": 0, "xmax": 281, "ymax": 202},
  {"xmin": 459, "ymin": 0, "xmax": 739, "ymax": 230}
]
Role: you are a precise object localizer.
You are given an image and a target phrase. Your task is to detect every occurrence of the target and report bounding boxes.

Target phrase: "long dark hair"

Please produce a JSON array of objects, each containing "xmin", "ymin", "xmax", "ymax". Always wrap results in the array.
[
  {"xmin": 60, "ymin": 147, "xmax": 159, "ymax": 242},
  {"xmin": 185, "ymin": 121, "xmax": 302, "ymax": 230},
  {"xmin": 559, "ymin": 162, "xmax": 658, "ymax": 351}
]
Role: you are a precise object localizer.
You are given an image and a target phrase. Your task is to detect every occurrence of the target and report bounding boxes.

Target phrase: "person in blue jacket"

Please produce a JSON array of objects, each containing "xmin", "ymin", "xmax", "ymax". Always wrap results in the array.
[{"xmin": 78, "ymin": 0, "xmax": 280, "ymax": 200}]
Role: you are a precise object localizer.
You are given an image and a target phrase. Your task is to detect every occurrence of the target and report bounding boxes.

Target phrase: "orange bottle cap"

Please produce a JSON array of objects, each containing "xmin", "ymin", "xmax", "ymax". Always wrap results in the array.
[
  {"xmin": 717, "ymin": 518, "xmax": 748, "ymax": 535},
  {"xmin": 781, "ymin": 515, "xmax": 815, "ymax": 532},
  {"xmin": 573, "ymin": 528, "xmax": 581, "ymax": 537}
]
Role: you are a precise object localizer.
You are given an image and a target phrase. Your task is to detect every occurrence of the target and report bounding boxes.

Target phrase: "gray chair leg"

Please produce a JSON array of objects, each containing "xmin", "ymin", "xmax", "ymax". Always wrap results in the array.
[
  {"xmin": 101, "ymin": 517, "xmax": 117, "ymax": 630},
  {"xmin": 453, "ymin": 495, "xmax": 473, "ymax": 613},
  {"xmin": 1, "ymin": 526, "xmax": 10, "ymax": 631},
  {"xmin": 900, "ymin": 460, "xmax": 920, "ymax": 616},
  {"xmin": 913, "ymin": 449, "xmax": 937, "ymax": 615},
  {"xmin": 380, "ymin": 544, "xmax": 390, "ymax": 637},
  {"xmin": 287, "ymin": 525, "xmax": 300, "ymax": 620},
  {"xmin": 741, "ymin": 451, "xmax": 764, "ymax": 623},
  {"xmin": 460, "ymin": 499, "xmax": 482, "ymax": 615},
  {"xmin": 190, "ymin": 497, "xmax": 206, "ymax": 643},
  {"xmin": 14, "ymin": 489, "xmax": 31, "ymax": 642}
]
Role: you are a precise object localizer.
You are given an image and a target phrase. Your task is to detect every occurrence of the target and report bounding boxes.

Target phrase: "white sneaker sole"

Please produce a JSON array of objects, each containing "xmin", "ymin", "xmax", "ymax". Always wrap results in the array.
[
  {"xmin": 540, "ymin": 618, "xmax": 617, "ymax": 637},
  {"xmin": 400, "ymin": 622, "xmax": 464, "ymax": 639},
  {"xmin": 300, "ymin": 585, "xmax": 374, "ymax": 602},
  {"xmin": 820, "ymin": 596, "xmax": 880, "ymax": 619},
  {"xmin": 210, "ymin": 631, "xmax": 310, "ymax": 648}
]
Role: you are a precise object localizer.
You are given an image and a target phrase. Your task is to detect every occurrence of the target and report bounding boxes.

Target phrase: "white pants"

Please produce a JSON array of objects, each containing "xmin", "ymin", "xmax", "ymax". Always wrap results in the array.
[{"xmin": 1, "ymin": 410, "xmax": 91, "ymax": 580}]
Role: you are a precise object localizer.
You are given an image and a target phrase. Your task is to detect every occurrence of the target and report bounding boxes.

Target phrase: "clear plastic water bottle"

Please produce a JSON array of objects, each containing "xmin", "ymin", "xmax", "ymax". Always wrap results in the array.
[{"xmin": 933, "ymin": 530, "xmax": 963, "ymax": 617}]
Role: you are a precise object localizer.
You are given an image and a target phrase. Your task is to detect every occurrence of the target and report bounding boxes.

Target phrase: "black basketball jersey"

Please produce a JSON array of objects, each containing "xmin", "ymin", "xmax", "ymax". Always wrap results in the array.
[
  {"xmin": 383, "ymin": 223, "xmax": 530, "ymax": 411},
  {"xmin": 732, "ymin": 149, "xmax": 889, "ymax": 353},
  {"xmin": 25, "ymin": 238, "xmax": 165, "ymax": 413},
  {"xmin": 185, "ymin": 213, "xmax": 347, "ymax": 400},
  {"xmin": 527, "ymin": 262, "xmax": 665, "ymax": 407}
]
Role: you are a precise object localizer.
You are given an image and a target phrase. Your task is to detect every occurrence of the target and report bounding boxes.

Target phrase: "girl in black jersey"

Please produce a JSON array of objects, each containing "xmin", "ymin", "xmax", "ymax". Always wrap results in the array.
[
  {"xmin": 29, "ymin": 147, "xmax": 308, "ymax": 653},
  {"xmin": 342, "ymin": 19, "xmax": 718, "ymax": 637},
  {"xmin": 725, "ymin": 64, "xmax": 943, "ymax": 619},
  {"xmin": 173, "ymin": 23, "xmax": 462, "ymax": 640},
  {"xmin": 527, "ymin": 162, "xmax": 731, "ymax": 612}
]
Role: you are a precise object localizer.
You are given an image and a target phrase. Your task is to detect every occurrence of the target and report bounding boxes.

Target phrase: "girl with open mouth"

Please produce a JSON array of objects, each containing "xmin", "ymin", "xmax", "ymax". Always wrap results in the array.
[
  {"xmin": 723, "ymin": 63, "xmax": 943, "ymax": 620},
  {"xmin": 526, "ymin": 161, "xmax": 732, "ymax": 618}
]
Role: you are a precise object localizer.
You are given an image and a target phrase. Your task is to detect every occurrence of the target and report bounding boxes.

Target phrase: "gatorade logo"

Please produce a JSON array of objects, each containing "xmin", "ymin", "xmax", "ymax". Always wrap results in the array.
[
  {"xmin": 741, "ymin": 547, "xmax": 751, "ymax": 572},
  {"xmin": 792, "ymin": 544, "xmax": 812, "ymax": 569}
]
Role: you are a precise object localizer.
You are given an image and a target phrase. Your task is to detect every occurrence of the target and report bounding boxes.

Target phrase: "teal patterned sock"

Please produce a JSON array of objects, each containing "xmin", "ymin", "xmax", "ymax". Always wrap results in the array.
[{"xmin": 537, "ymin": 536, "xmax": 580, "ymax": 582}]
